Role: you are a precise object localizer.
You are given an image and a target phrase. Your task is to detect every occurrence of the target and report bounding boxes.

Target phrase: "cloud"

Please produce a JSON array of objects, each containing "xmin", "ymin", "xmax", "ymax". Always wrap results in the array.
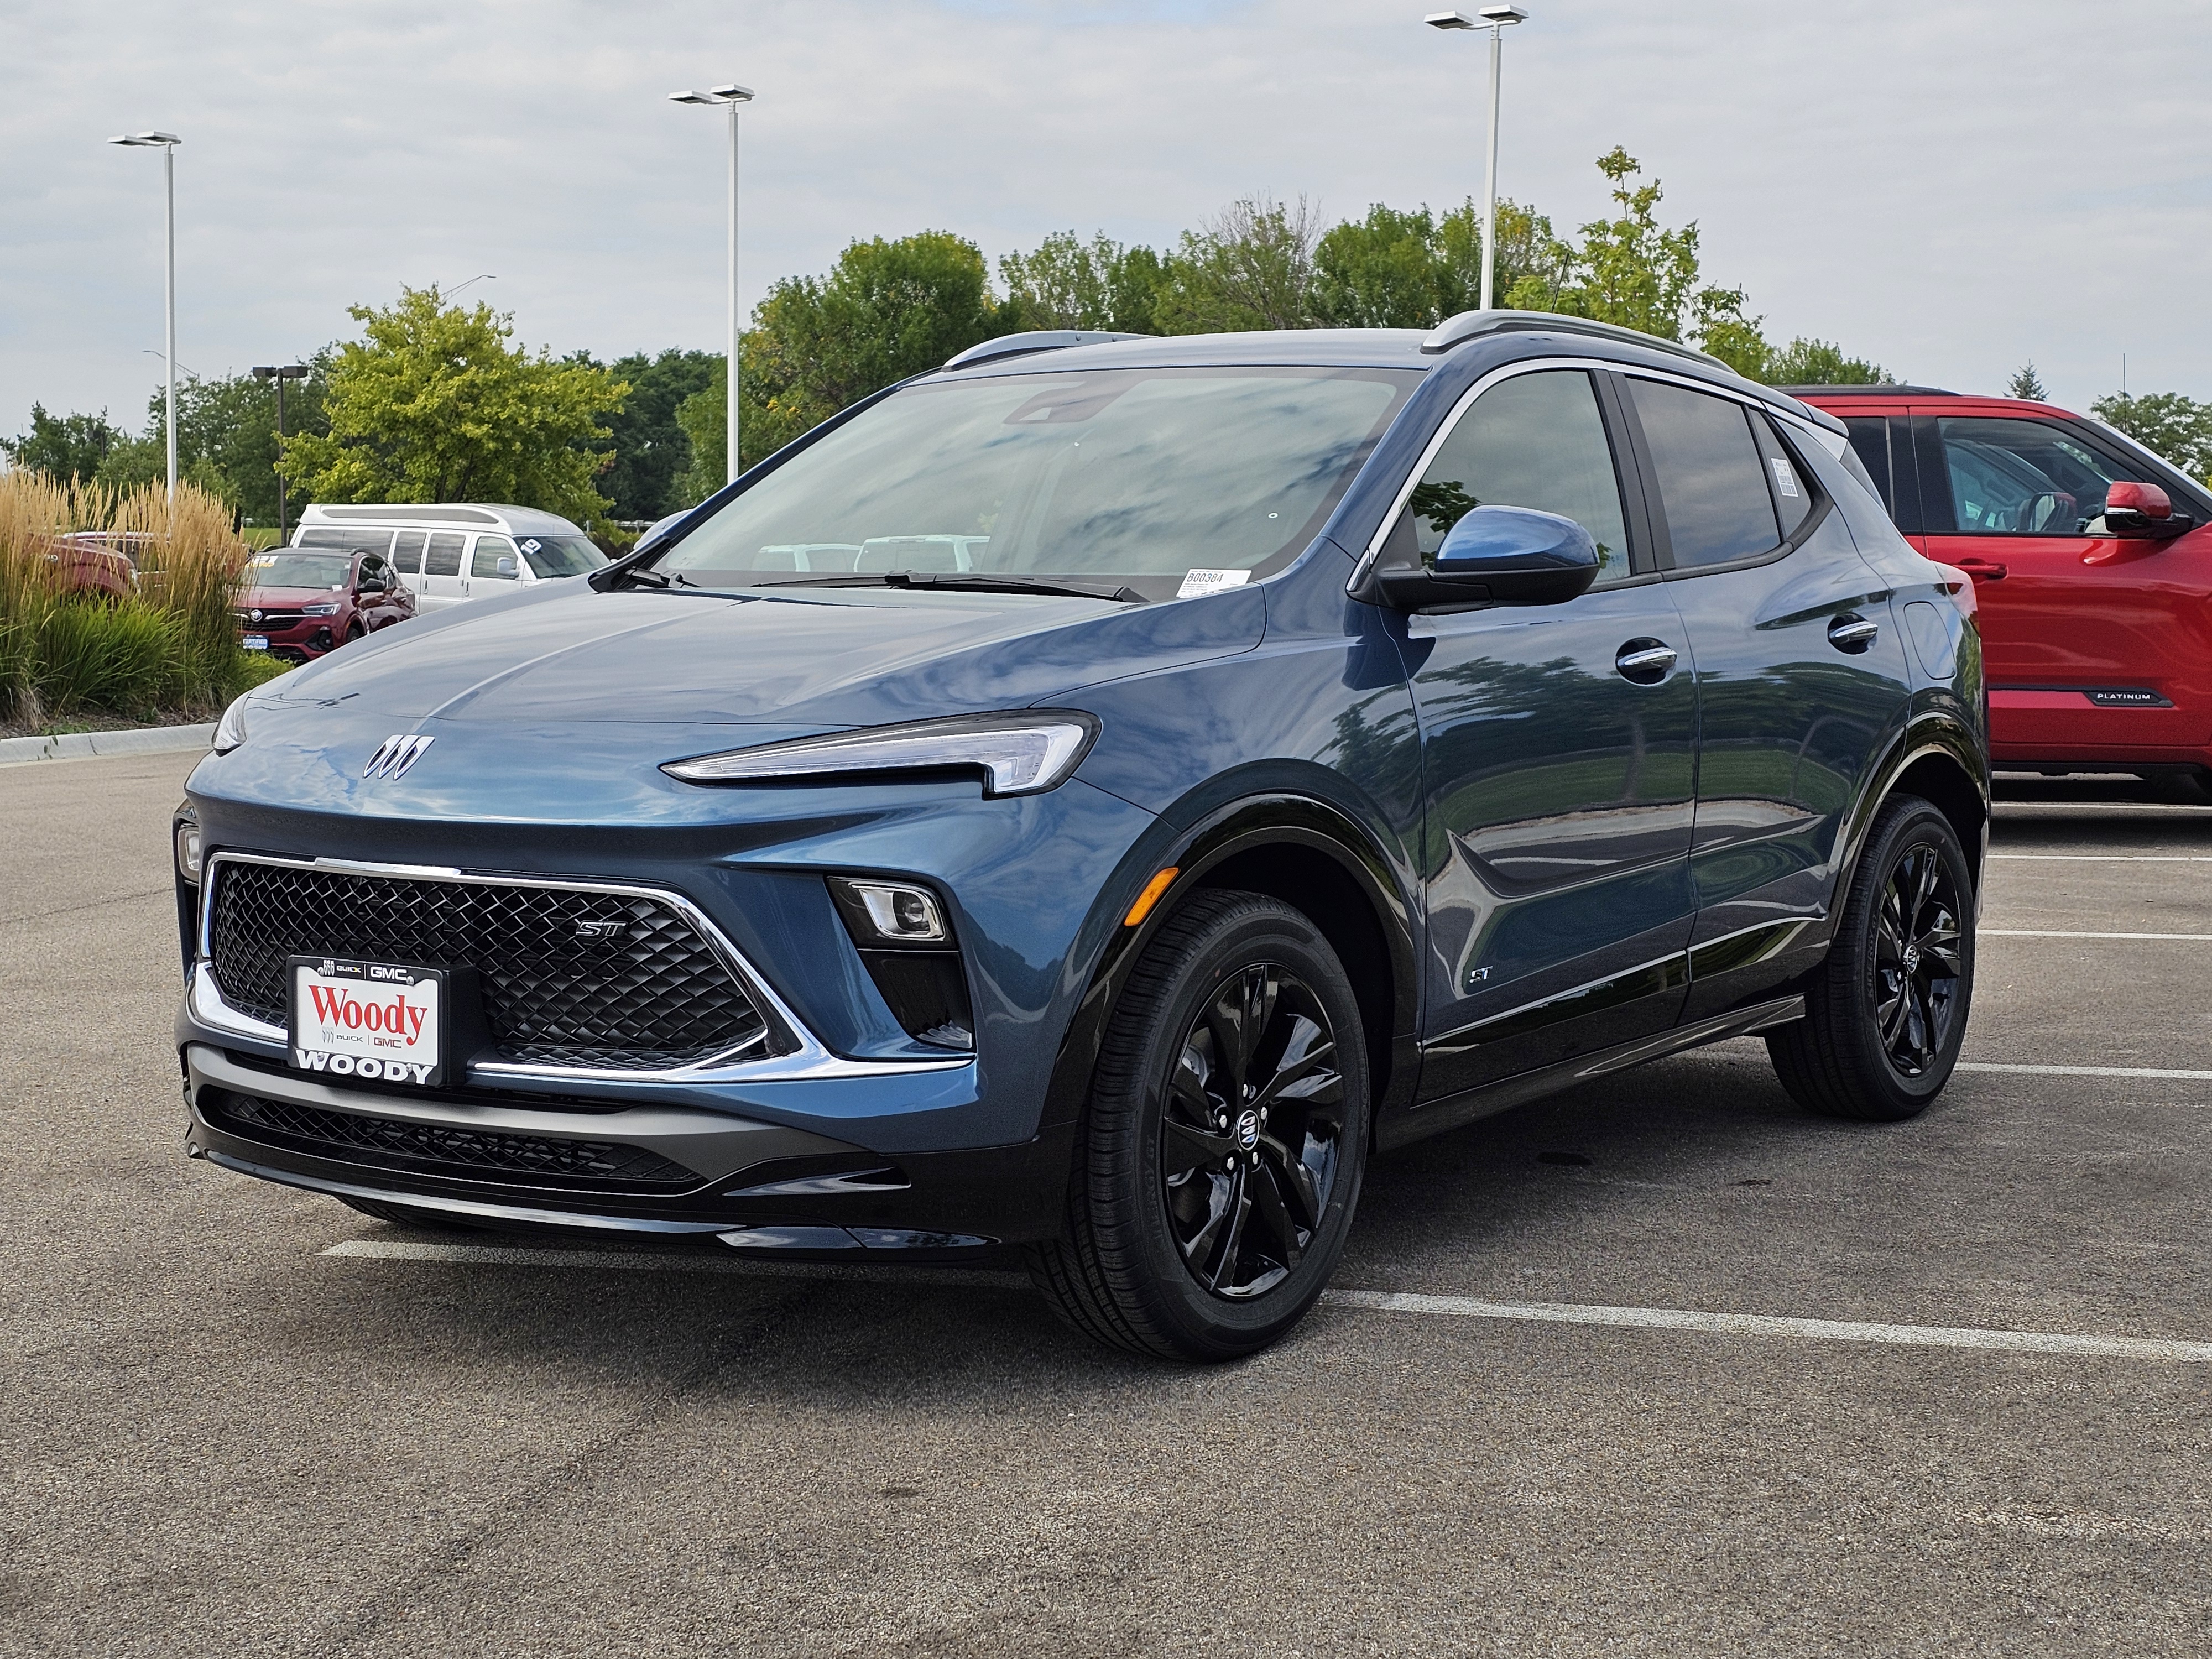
[{"xmin": 3, "ymin": 0, "xmax": 2208, "ymax": 436}]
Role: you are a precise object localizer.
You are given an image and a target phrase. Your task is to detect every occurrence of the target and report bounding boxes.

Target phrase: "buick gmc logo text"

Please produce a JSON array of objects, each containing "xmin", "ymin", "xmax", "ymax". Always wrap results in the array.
[{"xmin": 363, "ymin": 733, "xmax": 435, "ymax": 780}]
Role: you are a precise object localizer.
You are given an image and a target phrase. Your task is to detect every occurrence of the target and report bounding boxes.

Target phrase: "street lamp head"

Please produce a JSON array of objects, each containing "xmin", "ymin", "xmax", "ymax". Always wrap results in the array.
[
  {"xmin": 108, "ymin": 131, "xmax": 182, "ymax": 147},
  {"xmin": 252, "ymin": 366, "xmax": 276, "ymax": 380},
  {"xmin": 670, "ymin": 86, "xmax": 754, "ymax": 106},
  {"xmin": 279, "ymin": 364, "xmax": 309, "ymax": 379},
  {"xmin": 1425, "ymin": 11, "xmax": 1478, "ymax": 27},
  {"xmin": 1477, "ymin": 4, "xmax": 1529, "ymax": 22}
]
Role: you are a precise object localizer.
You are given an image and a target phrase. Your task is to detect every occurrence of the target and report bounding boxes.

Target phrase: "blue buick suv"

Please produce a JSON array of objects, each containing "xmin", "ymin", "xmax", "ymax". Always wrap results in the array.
[{"xmin": 173, "ymin": 314, "xmax": 1986, "ymax": 1360}]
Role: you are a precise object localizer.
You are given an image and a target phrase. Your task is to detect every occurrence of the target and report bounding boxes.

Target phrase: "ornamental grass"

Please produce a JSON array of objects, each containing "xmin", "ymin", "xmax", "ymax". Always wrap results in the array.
[{"xmin": 0, "ymin": 469, "xmax": 279, "ymax": 727}]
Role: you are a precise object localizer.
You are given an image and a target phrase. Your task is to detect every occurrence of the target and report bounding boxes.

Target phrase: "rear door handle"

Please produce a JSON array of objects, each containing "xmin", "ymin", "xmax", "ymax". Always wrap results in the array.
[
  {"xmin": 1615, "ymin": 640, "xmax": 1677, "ymax": 684},
  {"xmin": 1828, "ymin": 614, "xmax": 1881, "ymax": 654},
  {"xmin": 1953, "ymin": 557, "xmax": 2008, "ymax": 581}
]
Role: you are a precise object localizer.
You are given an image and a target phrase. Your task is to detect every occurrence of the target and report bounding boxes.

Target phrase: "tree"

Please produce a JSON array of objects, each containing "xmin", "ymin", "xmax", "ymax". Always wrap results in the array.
[
  {"xmin": 999, "ymin": 231, "xmax": 1167, "ymax": 333},
  {"xmin": 592, "ymin": 348, "xmax": 718, "ymax": 521},
  {"xmin": 1155, "ymin": 196, "xmax": 1322, "ymax": 333},
  {"xmin": 1764, "ymin": 338, "xmax": 1890, "ymax": 387},
  {"xmin": 1312, "ymin": 205, "xmax": 1459, "ymax": 329},
  {"xmin": 2006, "ymin": 362, "xmax": 2048, "ymax": 401},
  {"xmin": 277, "ymin": 286, "xmax": 625, "ymax": 526},
  {"xmin": 2091, "ymin": 392, "xmax": 2212, "ymax": 484},
  {"xmin": 1546, "ymin": 148, "xmax": 1702, "ymax": 341},
  {"xmin": 0, "ymin": 404, "xmax": 124, "ymax": 481}
]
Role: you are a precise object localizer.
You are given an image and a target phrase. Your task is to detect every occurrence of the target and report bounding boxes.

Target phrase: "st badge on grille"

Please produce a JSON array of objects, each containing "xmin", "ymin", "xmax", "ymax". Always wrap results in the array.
[{"xmin": 363, "ymin": 733, "xmax": 435, "ymax": 780}]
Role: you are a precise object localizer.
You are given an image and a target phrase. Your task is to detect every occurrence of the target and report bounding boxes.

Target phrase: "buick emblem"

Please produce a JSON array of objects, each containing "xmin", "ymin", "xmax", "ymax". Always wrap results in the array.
[
  {"xmin": 249, "ymin": 608, "xmax": 263, "ymax": 623},
  {"xmin": 1234, "ymin": 1108, "xmax": 1262, "ymax": 1151},
  {"xmin": 363, "ymin": 733, "xmax": 435, "ymax": 780}
]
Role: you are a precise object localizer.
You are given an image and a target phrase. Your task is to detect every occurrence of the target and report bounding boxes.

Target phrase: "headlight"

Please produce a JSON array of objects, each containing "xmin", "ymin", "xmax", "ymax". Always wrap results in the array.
[
  {"xmin": 661, "ymin": 711, "xmax": 1099, "ymax": 797},
  {"xmin": 212, "ymin": 691, "xmax": 253, "ymax": 754},
  {"xmin": 302, "ymin": 601, "xmax": 341, "ymax": 616}
]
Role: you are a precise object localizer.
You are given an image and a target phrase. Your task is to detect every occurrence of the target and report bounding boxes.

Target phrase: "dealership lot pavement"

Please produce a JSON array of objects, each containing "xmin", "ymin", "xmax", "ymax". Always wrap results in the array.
[{"xmin": 4, "ymin": 754, "xmax": 2209, "ymax": 1657}]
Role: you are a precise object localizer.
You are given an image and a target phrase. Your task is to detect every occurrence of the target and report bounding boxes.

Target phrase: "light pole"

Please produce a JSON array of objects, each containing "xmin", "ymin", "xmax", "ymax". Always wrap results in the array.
[
  {"xmin": 670, "ymin": 83, "xmax": 755, "ymax": 486},
  {"xmin": 252, "ymin": 364, "xmax": 309, "ymax": 541},
  {"xmin": 108, "ymin": 131, "xmax": 184, "ymax": 499},
  {"xmin": 1425, "ymin": 8, "xmax": 1527, "ymax": 311}
]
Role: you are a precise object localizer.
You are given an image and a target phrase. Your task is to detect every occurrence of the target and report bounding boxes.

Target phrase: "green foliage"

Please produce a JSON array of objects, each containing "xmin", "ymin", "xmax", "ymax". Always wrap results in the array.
[
  {"xmin": 593, "ymin": 348, "xmax": 719, "ymax": 520},
  {"xmin": 277, "ymin": 286, "xmax": 627, "ymax": 526},
  {"xmin": 1764, "ymin": 337, "xmax": 1891, "ymax": 387},
  {"xmin": 1, "ymin": 405, "xmax": 124, "ymax": 481},
  {"xmin": 1313, "ymin": 205, "xmax": 1458, "ymax": 328},
  {"xmin": 1545, "ymin": 148, "xmax": 1703, "ymax": 341},
  {"xmin": 998, "ymin": 231, "xmax": 1168, "ymax": 333},
  {"xmin": 2091, "ymin": 392, "xmax": 2212, "ymax": 484},
  {"xmin": 2006, "ymin": 362, "xmax": 2048, "ymax": 401},
  {"xmin": 32, "ymin": 598, "xmax": 185, "ymax": 718},
  {"xmin": 1155, "ymin": 197, "xmax": 1322, "ymax": 333}
]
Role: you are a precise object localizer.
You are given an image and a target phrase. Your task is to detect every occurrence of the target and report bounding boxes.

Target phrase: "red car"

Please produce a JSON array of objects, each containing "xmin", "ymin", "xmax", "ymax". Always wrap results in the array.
[
  {"xmin": 1798, "ymin": 387, "xmax": 2212, "ymax": 795},
  {"xmin": 39, "ymin": 530, "xmax": 147, "ymax": 601},
  {"xmin": 234, "ymin": 546, "xmax": 416, "ymax": 663}
]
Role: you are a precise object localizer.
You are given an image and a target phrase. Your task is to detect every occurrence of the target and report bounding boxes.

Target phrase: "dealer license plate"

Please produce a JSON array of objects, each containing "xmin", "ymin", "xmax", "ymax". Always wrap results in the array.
[
  {"xmin": 288, "ymin": 956, "xmax": 446, "ymax": 1087},
  {"xmin": 242, "ymin": 635, "xmax": 268, "ymax": 651}
]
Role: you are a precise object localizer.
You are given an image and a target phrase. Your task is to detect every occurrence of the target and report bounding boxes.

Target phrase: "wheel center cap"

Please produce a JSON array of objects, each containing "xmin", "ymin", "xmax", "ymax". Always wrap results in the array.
[
  {"xmin": 1233, "ymin": 1109, "xmax": 1262, "ymax": 1151},
  {"xmin": 1902, "ymin": 943, "xmax": 1922, "ymax": 975}
]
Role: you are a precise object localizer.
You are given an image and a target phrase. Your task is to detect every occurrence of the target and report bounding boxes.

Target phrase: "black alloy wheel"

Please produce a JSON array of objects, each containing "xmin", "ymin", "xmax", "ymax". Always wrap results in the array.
[
  {"xmin": 1159, "ymin": 964, "xmax": 1346, "ymax": 1300},
  {"xmin": 1028, "ymin": 890, "xmax": 1370, "ymax": 1360},
  {"xmin": 1768, "ymin": 793, "xmax": 1976, "ymax": 1121},
  {"xmin": 1874, "ymin": 841, "xmax": 1963, "ymax": 1077}
]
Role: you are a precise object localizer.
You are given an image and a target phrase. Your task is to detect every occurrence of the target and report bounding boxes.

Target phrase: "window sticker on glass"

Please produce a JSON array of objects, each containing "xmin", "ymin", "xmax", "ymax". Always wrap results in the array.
[
  {"xmin": 1771, "ymin": 457, "xmax": 1801, "ymax": 499},
  {"xmin": 519, "ymin": 538, "xmax": 542, "ymax": 553},
  {"xmin": 1177, "ymin": 568, "xmax": 1254, "ymax": 598}
]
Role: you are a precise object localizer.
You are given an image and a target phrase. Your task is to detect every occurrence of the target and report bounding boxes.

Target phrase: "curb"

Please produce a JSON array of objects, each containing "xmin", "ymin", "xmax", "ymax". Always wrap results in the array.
[{"xmin": 0, "ymin": 723, "xmax": 216, "ymax": 767}]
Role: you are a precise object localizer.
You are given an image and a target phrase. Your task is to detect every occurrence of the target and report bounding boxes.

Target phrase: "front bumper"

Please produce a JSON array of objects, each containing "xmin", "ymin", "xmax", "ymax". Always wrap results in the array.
[
  {"xmin": 238, "ymin": 619, "xmax": 340, "ymax": 662},
  {"xmin": 181, "ymin": 1042, "xmax": 1071, "ymax": 1249}
]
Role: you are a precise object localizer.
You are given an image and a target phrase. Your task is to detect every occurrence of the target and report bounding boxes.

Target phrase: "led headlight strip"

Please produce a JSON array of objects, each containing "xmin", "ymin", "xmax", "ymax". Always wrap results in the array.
[{"xmin": 661, "ymin": 711, "xmax": 1100, "ymax": 797}]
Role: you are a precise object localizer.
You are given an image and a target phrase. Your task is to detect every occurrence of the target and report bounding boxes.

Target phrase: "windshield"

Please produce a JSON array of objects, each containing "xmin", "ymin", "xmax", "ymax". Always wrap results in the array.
[
  {"xmin": 513, "ymin": 534, "xmax": 607, "ymax": 577},
  {"xmin": 246, "ymin": 553, "xmax": 352, "ymax": 589},
  {"xmin": 655, "ymin": 366, "xmax": 1417, "ymax": 599}
]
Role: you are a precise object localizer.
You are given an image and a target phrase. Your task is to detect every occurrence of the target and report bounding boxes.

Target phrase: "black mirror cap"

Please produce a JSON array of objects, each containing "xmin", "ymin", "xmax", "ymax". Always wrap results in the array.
[
  {"xmin": 1363, "ymin": 560, "xmax": 1598, "ymax": 613},
  {"xmin": 2107, "ymin": 508, "xmax": 2195, "ymax": 540}
]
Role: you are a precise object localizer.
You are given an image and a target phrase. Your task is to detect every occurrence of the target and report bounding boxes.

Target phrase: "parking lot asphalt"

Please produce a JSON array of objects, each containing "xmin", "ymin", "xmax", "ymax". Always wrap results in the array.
[{"xmin": 3, "ymin": 754, "xmax": 2208, "ymax": 1657}]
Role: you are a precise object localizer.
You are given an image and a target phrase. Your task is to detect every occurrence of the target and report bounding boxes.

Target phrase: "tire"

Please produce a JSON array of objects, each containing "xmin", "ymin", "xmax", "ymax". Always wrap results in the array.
[
  {"xmin": 1767, "ymin": 794, "xmax": 1975, "ymax": 1121},
  {"xmin": 2146, "ymin": 769, "xmax": 2212, "ymax": 806},
  {"xmin": 343, "ymin": 622, "xmax": 365, "ymax": 645},
  {"xmin": 337, "ymin": 1194, "xmax": 481, "ymax": 1231},
  {"xmin": 1026, "ymin": 890, "xmax": 1370, "ymax": 1361}
]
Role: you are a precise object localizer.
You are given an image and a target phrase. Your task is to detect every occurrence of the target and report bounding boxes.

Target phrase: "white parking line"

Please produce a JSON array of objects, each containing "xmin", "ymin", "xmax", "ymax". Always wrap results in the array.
[
  {"xmin": 324, "ymin": 1240, "xmax": 2212, "ymax": 1363},
  {"xmin": 1958, "ymin": 1061, "xmax": 2212, "ymax": 1082},
  {"xmin": 1991, "ymin": 854, "xmax": 2212, "ymax": 863},
  {"xmin": 1981, "ymin": 928, "xmax": 2212, "ymax": 941},
  {"xmin": 1327, "ymin": 1290, "xmax": 2212, "ymax": 1362}
]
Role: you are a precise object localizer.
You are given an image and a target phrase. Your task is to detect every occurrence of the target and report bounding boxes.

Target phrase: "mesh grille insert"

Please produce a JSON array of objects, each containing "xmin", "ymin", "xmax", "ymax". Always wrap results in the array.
[
  {"xmin": 206, "ymin": 1088, "xmax": 703, "ymax": 1191},
  {"xmin": 208, "ymin": 862, "xmax": 771, "ymax": 1071}
]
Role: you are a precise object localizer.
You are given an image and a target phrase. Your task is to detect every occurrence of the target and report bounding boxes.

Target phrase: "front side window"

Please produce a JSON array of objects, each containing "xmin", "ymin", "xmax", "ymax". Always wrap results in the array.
[
  {"xmin": 1629, "ymin": 378, "xmax": 1782, "ymax": 569},
  {"xmin": 1405, "ymin": 369, "xmax": 1631, "ymax": 582},
  {"xmin": 472, "ymin": 536, "xmax": 521, "ymax": 581},
  {"xmin": 1937, "ymin": 417, "xmax": 2136, "ymax": 535},
  {"xmin": 656, "ymin": 367, "xmax": 1417, "ymax": 600}
]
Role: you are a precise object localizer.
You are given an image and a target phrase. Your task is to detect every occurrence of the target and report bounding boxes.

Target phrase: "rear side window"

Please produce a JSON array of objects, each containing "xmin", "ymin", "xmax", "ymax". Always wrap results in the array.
[
  {"xmin": 1628, "ymin": 379, "xmax": 1781, "ymax": 570},
  {"xmin": 390, "ymin": 530, "xmax": 427, "ymax": 575},
  {"xmin": 297, "ymin": 527, "xmax": 396, "ymax": 555},
  {"xmin": 1844, "ymin": 418, "xmax": 1895, "ymax": 514},
  {"xmin": 1406, "ymin": 369, "xmax": 1631, "ymax": 582},
  {"xmin": 423, "ymin": 533, "xmax": 465, "ymax": 577},
  {"xmin": 1750, "ymin": 416, "xmax": 1816, "ymax": 540}
]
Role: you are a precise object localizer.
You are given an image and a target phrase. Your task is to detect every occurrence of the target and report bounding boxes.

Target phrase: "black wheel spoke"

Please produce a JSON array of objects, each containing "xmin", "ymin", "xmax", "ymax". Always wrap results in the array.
[{"xmin": 1159, "ymin": 958, "xmax": 1344, "ymax": 1301}]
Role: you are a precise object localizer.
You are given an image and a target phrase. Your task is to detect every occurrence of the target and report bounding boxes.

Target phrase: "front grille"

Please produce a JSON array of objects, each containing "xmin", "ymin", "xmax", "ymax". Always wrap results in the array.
[
  {"xmin": 208, "ymin": 861, "xmax": 774, "ymax": 1071},
  {"xmin": 236, "ymin": 610, "xmax": 305, "ymax": 626},
  {"xmin": 205, "ymin": 1088, "xmax": 702, "ymax": 1192}
]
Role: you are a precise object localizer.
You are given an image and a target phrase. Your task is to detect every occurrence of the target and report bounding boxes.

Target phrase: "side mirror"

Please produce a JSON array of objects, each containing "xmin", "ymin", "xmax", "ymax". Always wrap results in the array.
[
  {"xmin": 2105, "ymin": 479, "xmax": 2192, "ymax": 539},
  {"xmin": 1368, "ymin": 505, "xmax": 1601, "ymax": 613},
  {"xmin": 497, "ymin": 555, "xmax": 519, "ymax": 577}
]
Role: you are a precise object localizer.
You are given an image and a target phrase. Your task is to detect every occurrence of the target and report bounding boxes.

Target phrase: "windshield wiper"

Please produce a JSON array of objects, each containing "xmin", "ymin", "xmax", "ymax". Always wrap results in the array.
[
  {"xmin": 754, "ymin": 571, "xmax": 1146, "ymax": 603},
  {"xmin": 605, "ymin": 565, "xmax": 703, "ymax": 591}
]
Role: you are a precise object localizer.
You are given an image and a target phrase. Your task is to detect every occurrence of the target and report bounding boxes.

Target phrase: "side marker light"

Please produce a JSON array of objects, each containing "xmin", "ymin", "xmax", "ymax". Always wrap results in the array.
[{"xmin": 1123, "ymin": 867, "xmax": 1179, "ymax": 928}]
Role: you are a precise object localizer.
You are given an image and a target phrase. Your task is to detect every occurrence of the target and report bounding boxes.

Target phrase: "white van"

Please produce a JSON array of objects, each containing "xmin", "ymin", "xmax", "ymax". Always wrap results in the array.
[{"xmin": 290, "ymin": 504, "xmax": 608, "ymax": 613}]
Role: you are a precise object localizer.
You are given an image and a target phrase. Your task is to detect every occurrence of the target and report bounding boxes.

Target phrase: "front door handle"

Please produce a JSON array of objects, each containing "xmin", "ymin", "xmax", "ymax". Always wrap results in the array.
[
  {"xmin": 1828, "ymin": 613, "xmax": 1881, "ymax": 654},
  {"xmin": 1615, "ymin": 639, "xmax": 1677, "ymax": 684},
  {"xmin": 1952, "ymin": 557, "xmax": 2008, "ymax": 582}
]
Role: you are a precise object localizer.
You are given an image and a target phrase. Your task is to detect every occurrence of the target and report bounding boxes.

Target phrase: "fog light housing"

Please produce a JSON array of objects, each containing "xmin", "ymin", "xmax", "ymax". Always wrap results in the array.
[
  {"xmin": 828, "ymin": 877, "xmax": 973, "ymax": 1050},
  {"xmin": 175, "ymin": 821, "xmax": 204, "ymax": 883}
]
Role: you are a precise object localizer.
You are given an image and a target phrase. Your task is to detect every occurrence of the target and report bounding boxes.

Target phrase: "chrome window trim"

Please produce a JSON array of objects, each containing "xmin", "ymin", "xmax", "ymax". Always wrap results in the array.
[{"xmin": 193, "ymin": 851, "xmax": 969, "ymax": 1084}]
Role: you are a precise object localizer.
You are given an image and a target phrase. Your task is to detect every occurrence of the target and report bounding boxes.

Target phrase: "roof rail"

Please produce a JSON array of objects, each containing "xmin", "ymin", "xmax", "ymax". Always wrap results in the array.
[
  {"xmin": 1778, "ymin": 384, "xmax": 1956, "ymax": 397},
  {"xmin": 942, "ymin": 330, "xmax": 1153, "ymax": 371},
  {"xmin": 1421, "ymin": 309, "xmax": 1731, "ymax": 371}
]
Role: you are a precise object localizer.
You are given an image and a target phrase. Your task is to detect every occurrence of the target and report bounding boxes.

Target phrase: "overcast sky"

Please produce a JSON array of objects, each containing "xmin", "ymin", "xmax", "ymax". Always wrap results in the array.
[{"xmin": 4, "ymin": 0, "xmax": 2208, "ymax": 440}]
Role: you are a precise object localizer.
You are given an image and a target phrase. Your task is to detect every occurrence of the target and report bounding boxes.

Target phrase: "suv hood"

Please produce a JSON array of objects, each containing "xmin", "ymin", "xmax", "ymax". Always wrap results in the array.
[{"xmin": 258, "ymin": 581, "xmax": 1265, "ymax": 728}]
